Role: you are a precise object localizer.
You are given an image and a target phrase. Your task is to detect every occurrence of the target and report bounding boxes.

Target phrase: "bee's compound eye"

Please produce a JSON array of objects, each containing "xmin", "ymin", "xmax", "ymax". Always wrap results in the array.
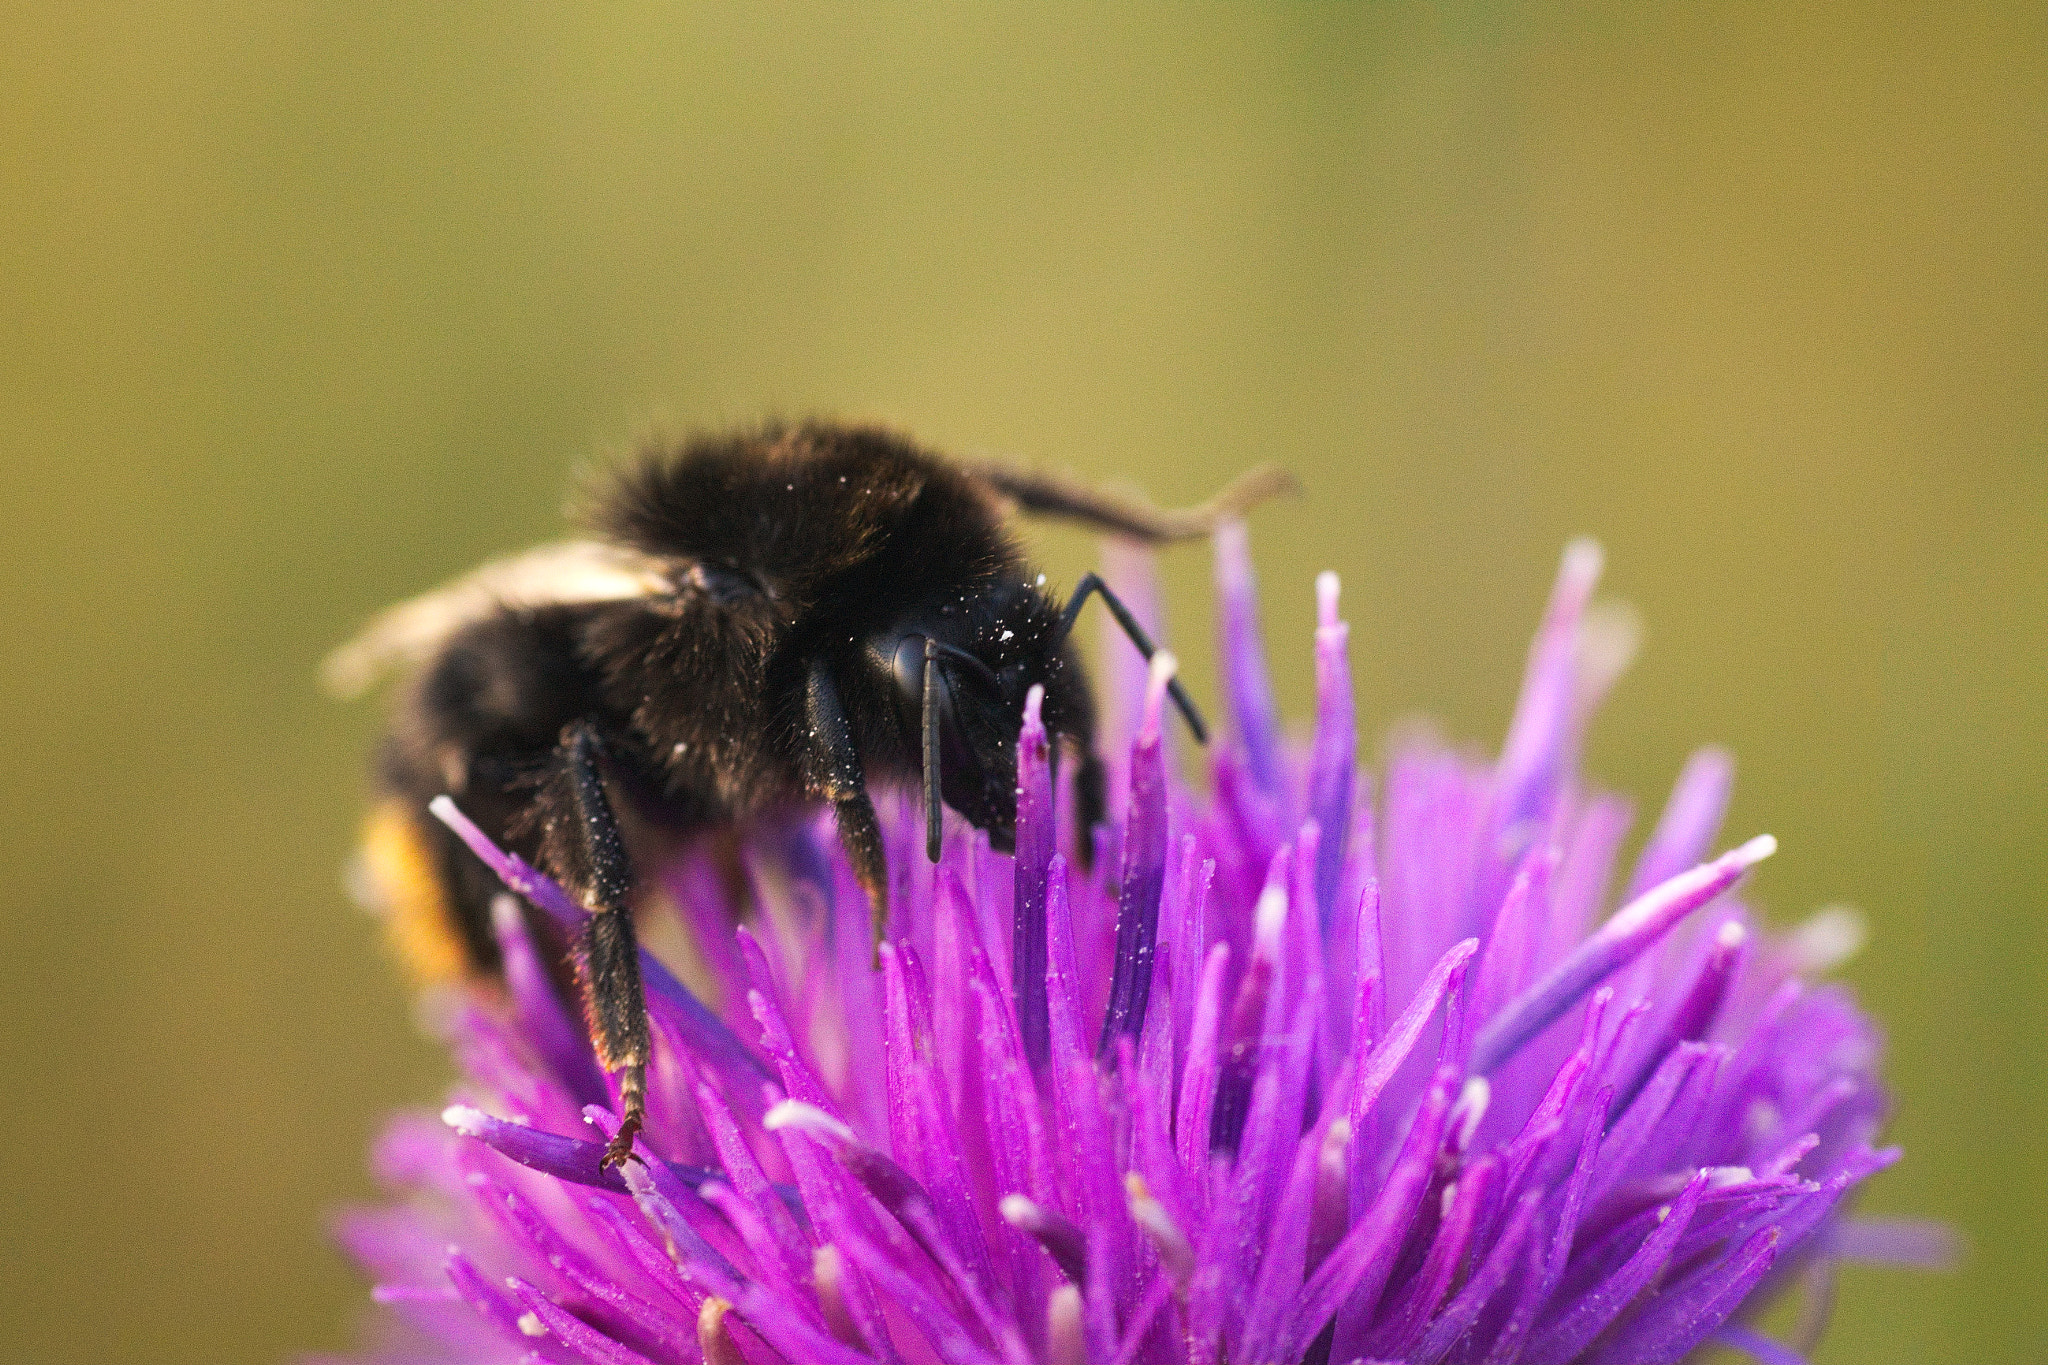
[{"xmin": 892, "ymin": 634, "xmax": 928, "ymax": 702}]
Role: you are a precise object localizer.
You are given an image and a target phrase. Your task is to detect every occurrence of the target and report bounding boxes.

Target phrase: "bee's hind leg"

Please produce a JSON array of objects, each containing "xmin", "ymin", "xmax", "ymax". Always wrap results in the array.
[{"xmin": 543, "ymin": 719, "xmax": 653, "ymax": 1168}]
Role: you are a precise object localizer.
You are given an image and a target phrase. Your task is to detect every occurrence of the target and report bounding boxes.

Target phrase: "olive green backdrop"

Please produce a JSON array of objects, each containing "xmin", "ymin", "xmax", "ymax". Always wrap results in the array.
[{"xmin": 2, "ymin": 4, "xmax": 2040, "ymax": 1362}]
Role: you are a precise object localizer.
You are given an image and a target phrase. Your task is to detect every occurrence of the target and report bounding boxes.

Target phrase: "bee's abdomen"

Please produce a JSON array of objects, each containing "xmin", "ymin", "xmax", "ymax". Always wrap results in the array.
[
  {"xmin": 358, "ymin": 798, "xmax": 474, "ymax": 985},
  {"xmin": 367, "ymin": 603, "xmax": 615, "ymax": 980}
]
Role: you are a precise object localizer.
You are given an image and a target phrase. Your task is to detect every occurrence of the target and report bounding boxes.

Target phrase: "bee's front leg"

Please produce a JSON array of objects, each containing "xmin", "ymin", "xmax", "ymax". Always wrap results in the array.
[{"xmin": 801, "ymin": 659, "xmax": 889, "ymax": 946}]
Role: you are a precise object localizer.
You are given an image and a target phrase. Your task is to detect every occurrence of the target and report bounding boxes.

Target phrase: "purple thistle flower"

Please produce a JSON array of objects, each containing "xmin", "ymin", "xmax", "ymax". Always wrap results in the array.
[{"xmin": 325, "ymin": 532, "xmax": 1937, "ymax": 1365}]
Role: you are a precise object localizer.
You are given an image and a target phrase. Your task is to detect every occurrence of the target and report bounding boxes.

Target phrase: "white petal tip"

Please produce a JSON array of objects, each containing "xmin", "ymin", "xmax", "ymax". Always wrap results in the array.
[
  {"xmin": 488, "ymin": 893, "xmax": 522, "ymax": 931},
  {"xmin": 441, "ymin": 1104, "xmax": 485, "ymax": 1134},
  {"xmin": 1689, "ymin": 744, "xmax": 1736, "ymax": 777},
  {"xmin": 1047, "ymin": 1284, "xmax": 1085, "ymax": 1349},
  {"xmin": 998, "ymin": 1193, "xmax": 1038, "ymax": 1225},
  {"xmin": 1451, "ymin": 1077, "xmax": 1492, "ymax": 1150},
  {"xmin": 1715, "ymin": 919, "xmax": 1750, "ymax": 949},
  {"xmin": 762, "ymin": 1099, "xmax": 854, "ymax": 1143},
  {"xmin": 1734, "ymin": 834, "xmax": 1778, "ymax": 866},
  {"xmin": 1562, "ymin": 537, "xmax": 1604, "ymax": 581},
  {"xmin": 1254, "ymin": 882, "xmax": 1289, "ymax": 944},
  {"xmin": 1577, "ymin": 599, "xmax": 1642, "ymax": 684},
  {"xmin": 1789, "ymin": 904, "xmax": 1867, "ymax": 973},
  {"xmin": 1315, "ymin": 571, "xmax": 1341, "ymax": 627},
  {"xmin": 427, "ymin": 794, "xmax": 459, "ymax": 821}
]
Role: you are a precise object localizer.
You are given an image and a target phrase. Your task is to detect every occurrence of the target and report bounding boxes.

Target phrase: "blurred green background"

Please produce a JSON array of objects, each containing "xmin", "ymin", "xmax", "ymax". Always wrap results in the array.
[{"xmin": 1, "ymin": 4, "xmax": 2040, "ymax": 1362}]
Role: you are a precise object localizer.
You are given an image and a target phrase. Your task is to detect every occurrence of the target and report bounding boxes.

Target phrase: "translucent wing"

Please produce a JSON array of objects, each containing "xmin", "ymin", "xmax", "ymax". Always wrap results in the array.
[{"xmin": 322, "ymin": 539, "xmax": 671, "ymax": 697}]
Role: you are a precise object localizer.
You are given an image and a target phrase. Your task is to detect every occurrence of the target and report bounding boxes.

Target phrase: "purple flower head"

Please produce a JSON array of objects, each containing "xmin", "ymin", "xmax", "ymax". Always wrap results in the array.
[{"xmin": 325, "ymin": 533, "xmax": 1936, "ymax": 1365}]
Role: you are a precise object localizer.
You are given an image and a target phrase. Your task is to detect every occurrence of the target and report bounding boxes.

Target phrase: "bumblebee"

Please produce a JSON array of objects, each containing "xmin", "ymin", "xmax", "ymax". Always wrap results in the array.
[{"xmin": 328, "ymin": 422, "xmax": 1291, "ymax": 1163}]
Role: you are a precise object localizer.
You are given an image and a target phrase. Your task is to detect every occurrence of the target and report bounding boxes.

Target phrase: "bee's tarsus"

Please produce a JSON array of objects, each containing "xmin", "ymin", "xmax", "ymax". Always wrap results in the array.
[{"xmin": 599, "ymin": 1100, "xmax": 644, "ymax": 1170}]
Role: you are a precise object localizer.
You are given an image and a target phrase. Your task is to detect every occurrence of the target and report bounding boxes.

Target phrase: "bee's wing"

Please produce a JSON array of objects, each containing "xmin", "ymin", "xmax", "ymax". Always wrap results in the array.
[{"xmin": 322, "ymin": 539, "xmax": 671, "ymax": 698}]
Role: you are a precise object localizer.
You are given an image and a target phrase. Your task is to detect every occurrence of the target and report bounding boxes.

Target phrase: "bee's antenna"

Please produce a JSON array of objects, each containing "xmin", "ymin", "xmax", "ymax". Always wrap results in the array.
[
  {"xmin": 1055, "ymin": 573, "xmax": 1208, "ymax": 744},
  {"xmin": 928, "ymin": 639, "xmax": 1001, "ymax": 693},
  {"xmin": 923, "ymin": 638, "xmax": 944, "ymax": 862}
]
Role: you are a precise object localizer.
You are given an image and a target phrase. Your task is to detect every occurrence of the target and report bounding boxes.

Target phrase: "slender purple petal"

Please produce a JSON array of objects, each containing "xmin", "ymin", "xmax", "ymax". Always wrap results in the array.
[
  {"xmin": 1468, "ymin": 836, "xmax": 1777, "ymax": 1076},
  {"xmin": 441, "ymin": 1105, "xmax": 712, "ymax": 1196},
  {"xmin": 1175, "ymin": 942, "xmax": 1231, "ymax": 1178},
  {"xmin": 1831, "ymin": 1216, "xmax": 1962, "ymax": 1269},
  {"xmin": 1214, "ymin": 519, "xmax": 1284, "ymax": 798},
  {"xmin": 1208, "ymin": 853, "xmax": 1294, "ymax": 1158},
  {"xmin": 1629, "ymin": 746, "xmax": 1736, "ymax": 899},
  {"xmin": 1000, "ymin": 1194, "xmax": 1089, "ymax": 1286},
  {"xmin": 1308, "ymin": 572, "xmax": 1356, "ymax": 929},
  {"xmin": 1611, "ymin": 919, "xmax": 1748, "ymax": 1118},
  {"xmin": 1363, "ymin": 937, "xmax": 1479, "ymax": 1108},
  {"xmin": 1100, "ymin": 654, "xmax": 1174, "ymax": 1054},
  {"xmin": 1493, "ymin": 539, "xmax": 1604, "ymax": 862},
  {"xmin": 1013, "ymin": 685, "xmax": 1055, "ymax": 1073}
]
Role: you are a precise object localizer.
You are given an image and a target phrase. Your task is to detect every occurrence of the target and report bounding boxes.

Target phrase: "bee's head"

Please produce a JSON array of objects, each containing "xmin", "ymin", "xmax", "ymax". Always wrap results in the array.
[{"xmin": 878, "ymin": 575, "xmax": 1096, "ymax": 855}]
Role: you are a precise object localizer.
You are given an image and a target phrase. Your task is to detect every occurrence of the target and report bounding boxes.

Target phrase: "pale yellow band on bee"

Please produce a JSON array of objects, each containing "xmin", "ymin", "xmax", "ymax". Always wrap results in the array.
[{"xmin": 361, "ymin": 800, "xmax": 470, "ymax": 985}]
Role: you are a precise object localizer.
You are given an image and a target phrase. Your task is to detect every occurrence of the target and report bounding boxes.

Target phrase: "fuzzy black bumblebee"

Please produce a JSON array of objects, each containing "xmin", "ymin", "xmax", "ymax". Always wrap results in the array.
[{"xmin": 329, "ymin": 422, "xmax": 1291, "ymax": 1165}]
